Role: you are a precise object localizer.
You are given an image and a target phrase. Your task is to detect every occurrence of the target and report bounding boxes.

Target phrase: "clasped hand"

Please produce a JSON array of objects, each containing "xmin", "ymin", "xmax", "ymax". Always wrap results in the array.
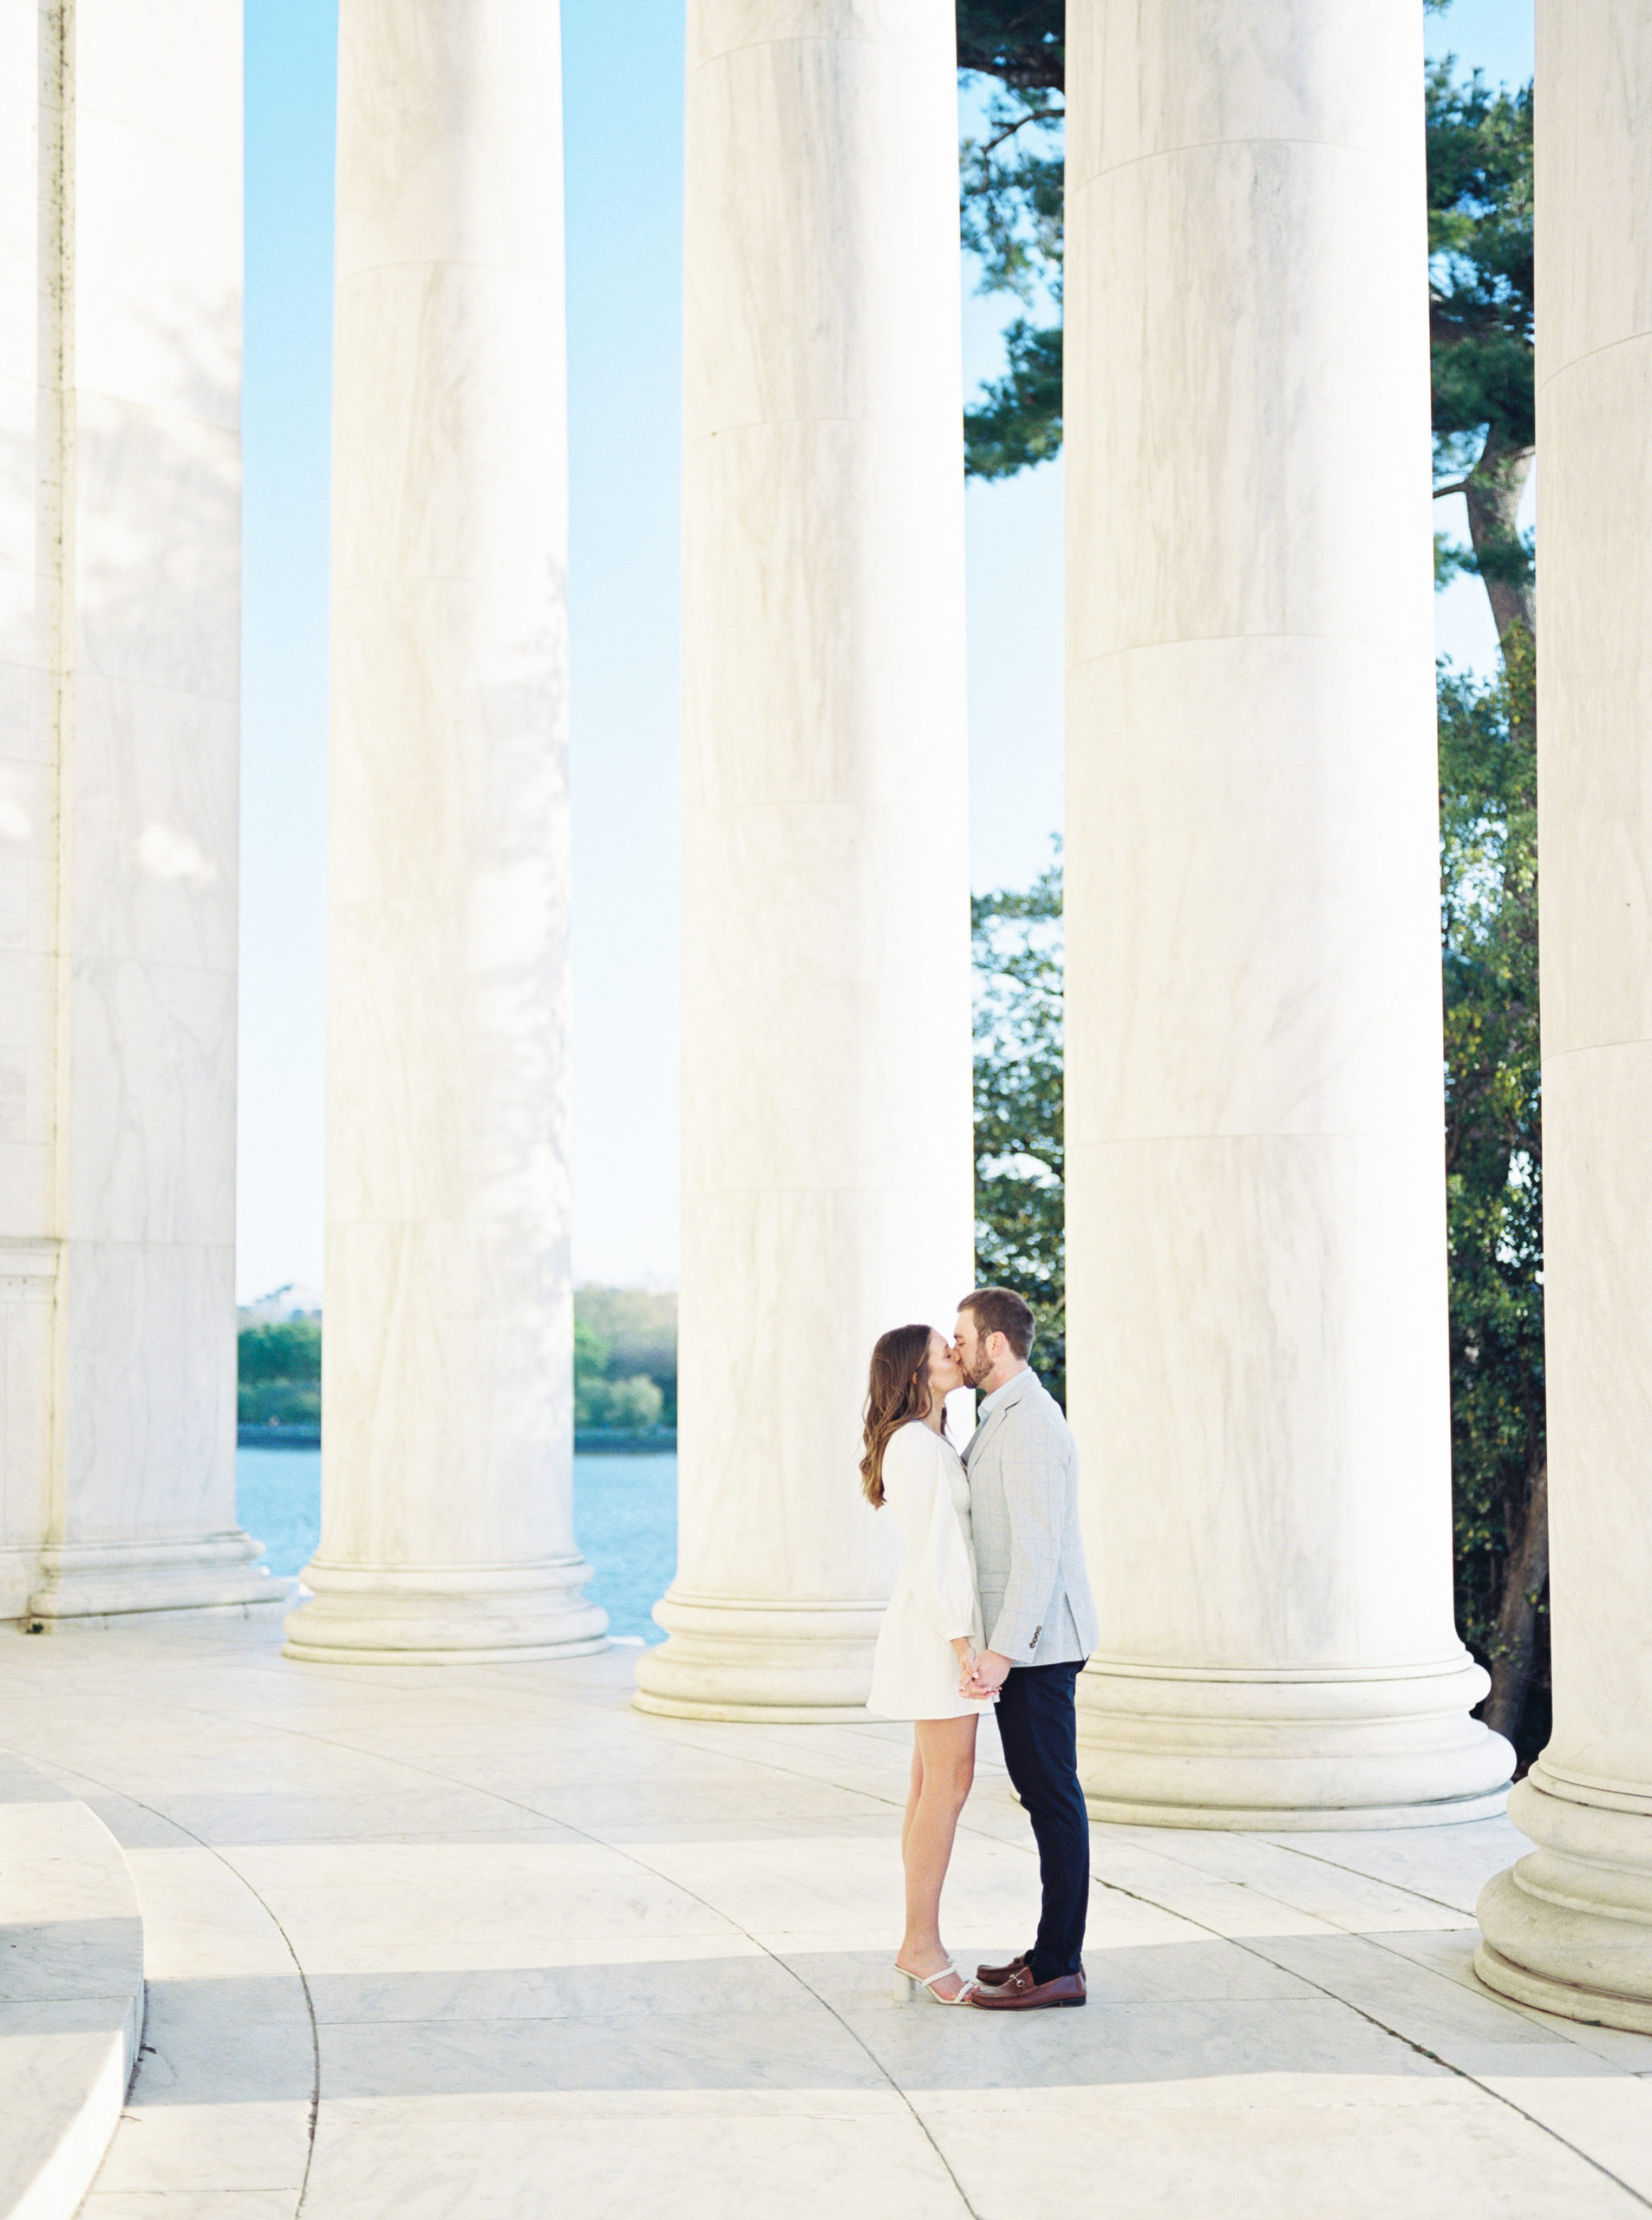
[{"xmin": 956, "ymin": 1644, "xmax": 1011, "ymax": 1701}]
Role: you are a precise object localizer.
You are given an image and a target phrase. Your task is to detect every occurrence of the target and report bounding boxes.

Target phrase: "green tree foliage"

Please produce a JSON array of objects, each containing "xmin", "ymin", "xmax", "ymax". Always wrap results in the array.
[
  {"xmin": 1427, "ymin": 60, "xmax": 1535, "ymax": 641},
  {"xmin": 237, "ymin": 1319, "xmax": 321, "ymax": 1428},
  {"xmin": 973, "ymin": 853, "xmax": 1065, "ymax": 1407},
  {"xmin": 237, "ymin": 1320, "xmax": 321, "ymax": 1383},
  {"xmin": 957, "ymin": 8, "xmax": 1064, "ymax": 479},
  {"xmin": 1425, "ymin": 20, "xmax": 1544, "ymax": 1759},
  {"xmin": 964, "ymin": 321, "xmax": 1063, "ymax": 480},
  {"xmin": 1440, "ymin": 630, "xmax": 1545, "ymax": 1759},
  {"xmin": 574, "ymin": 1287, "xmax": 676, "ymax": 1432},
  {"xmin": 957, "ymin": 1, "xmax": 1062, "ymax": 88},
  {"xmin": 236, "ymin": 1303, "xmax": 677, "ymax": 1437}
]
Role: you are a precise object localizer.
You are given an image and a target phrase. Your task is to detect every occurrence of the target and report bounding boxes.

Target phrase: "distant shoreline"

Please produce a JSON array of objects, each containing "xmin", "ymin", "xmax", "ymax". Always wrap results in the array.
[{"xmin": 237, "ymin": 1425, "xmax": 677, "ymax": 1454}]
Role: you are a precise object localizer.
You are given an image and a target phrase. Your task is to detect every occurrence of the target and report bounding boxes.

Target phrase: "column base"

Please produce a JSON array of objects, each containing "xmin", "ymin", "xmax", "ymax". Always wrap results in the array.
[
  {"xmin": 283, "ymin": 1555, "xmax": 608, "ymax": 1664},
  {"xmin": 1473, "ymin": 1940, "xmax": 1652, "ymax": 2034},
  {"xmin": 1474, "ymin": 1766, "xmax": 1652, "ymax": 2032},
  {"xmin": 632, "ymin": 1591, "xmax": 883, "ymax": 1721},
  {"xmin": 1076, "ymin": 1654, "xmax": 1513, "ymax": 1829},
  {"xmin": 23, "ymin": 1533, "xmax": 293, "ymax": 1625}
]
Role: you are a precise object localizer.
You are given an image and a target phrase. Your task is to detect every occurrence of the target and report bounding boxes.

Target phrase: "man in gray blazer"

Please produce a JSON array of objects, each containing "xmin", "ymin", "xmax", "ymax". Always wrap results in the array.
[{"xmin": 954, "ymin": 1286, "xmax": 1097, "ymax": 2011}]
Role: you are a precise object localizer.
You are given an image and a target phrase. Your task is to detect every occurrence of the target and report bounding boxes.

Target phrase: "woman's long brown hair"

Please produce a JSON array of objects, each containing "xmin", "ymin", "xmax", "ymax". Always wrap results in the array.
[{"xmin": 859, "ymin": 1323, "xmax": 941, "ymax": 1507}]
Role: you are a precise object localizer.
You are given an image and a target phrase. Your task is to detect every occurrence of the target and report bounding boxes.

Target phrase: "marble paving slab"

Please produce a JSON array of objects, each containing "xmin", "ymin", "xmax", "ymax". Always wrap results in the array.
[
  {"xmin": 4, "ymin": 1620, "xmax": 1652, "ymax": 2219},
  {"xmin": 0, "ymin": 1763, "xmax": 145, "ymax": 2220}
]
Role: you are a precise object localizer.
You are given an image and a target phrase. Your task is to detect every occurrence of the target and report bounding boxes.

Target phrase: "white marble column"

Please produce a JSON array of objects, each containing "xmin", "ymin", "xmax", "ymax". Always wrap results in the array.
[
  {"xmin": 0, "ymin": 0, "xmax": 278, "ymax": 1623},
  {"xmin": 1062, "ymin": 0, "xmax": 1512, "ymax": 1824},
  {"xmin": 632, "ymin": 0, "xmax": 972, "ymax": 1721},
  {"xmin": 283, "ymin": 0, "xmax": 603, "ymax": 1662},
  {"xmin": 1476, "ymin": 0, "xmax": 1652, "ymax": 2027}
]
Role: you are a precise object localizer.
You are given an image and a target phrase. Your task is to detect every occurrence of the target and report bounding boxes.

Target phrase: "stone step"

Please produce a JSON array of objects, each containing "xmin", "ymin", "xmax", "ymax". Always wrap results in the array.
[{"xmin": 0, "ymin": 1756, "xmax": 143, "ymax": 2220}]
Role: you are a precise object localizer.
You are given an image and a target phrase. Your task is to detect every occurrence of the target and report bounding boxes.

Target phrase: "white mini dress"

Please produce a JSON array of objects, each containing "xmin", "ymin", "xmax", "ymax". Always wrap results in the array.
[{"xmin": 867, "ymin": 1420, "xmax": 994, "ymax": 1722}]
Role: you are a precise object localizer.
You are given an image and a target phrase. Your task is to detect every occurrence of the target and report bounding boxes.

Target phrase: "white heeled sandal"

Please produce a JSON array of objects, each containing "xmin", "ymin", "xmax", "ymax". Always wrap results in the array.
[{"xmin": 892, "ymin": 1959, "xmax": 979, "ymax": 2006}]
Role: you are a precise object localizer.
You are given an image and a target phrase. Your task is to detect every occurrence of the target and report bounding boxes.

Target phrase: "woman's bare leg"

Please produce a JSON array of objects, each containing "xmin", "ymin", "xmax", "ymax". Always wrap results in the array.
[
  {"xmin": 901, "ymin": 1738, "xmax": 924, "ymax": 1864},
  {"xmin": 897, "ymin": 1714, "xmax": 978, "ymax": 2001}
]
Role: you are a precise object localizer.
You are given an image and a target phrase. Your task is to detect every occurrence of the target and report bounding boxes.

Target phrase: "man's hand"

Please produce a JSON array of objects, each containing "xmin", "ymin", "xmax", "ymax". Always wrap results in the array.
[{"xmin": 965, "ymin": 1649, "xmax": 1012, "ymax": 1699}]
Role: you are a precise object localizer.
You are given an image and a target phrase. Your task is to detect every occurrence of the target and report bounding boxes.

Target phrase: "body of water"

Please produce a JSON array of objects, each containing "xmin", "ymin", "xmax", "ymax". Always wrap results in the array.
[{"xmin": 236, "ymin": 1446, "xmax": 677, "ymax": 1642}]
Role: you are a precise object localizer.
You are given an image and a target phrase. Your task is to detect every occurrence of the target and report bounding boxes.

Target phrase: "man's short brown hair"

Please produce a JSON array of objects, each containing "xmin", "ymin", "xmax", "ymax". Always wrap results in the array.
[{"xmin": 959, "ymin": 1286, "xmax": 1036, "ymax": 1361}]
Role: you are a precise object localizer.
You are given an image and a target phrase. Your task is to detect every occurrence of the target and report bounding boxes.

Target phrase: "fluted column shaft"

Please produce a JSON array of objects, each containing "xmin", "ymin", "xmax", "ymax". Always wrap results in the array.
[
  {"xmin": 1062, "ymin": 0, "xmax": 1512, "ymax": 1824},
  {"xmin": 0, "ymin": 0, "xmax": 277, "ymax": 1623},
  {"xmin": 633, "ymin": 0, "xmax": 972, "ymax": 1721},
  {"xmin": 1477, "ymin": 0, "xmax": 1652, "ymax": 2027},
  {"xmin": 284, "ymin": 0, "xmax": 603, "ymax": 1663}
]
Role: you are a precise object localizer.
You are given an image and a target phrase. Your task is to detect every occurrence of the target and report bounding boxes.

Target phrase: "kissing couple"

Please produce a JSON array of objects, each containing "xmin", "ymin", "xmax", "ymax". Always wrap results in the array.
[{"xmin": 861, "ymin": 1285, "xmax": 1097, "ymax": 2010}]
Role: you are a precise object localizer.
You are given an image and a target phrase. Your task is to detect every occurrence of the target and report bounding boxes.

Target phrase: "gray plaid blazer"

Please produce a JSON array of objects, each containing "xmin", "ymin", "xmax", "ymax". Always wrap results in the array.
[{"xmin": 963, "ymin": 1369, "xmax": 1097, "ymax": 1666}]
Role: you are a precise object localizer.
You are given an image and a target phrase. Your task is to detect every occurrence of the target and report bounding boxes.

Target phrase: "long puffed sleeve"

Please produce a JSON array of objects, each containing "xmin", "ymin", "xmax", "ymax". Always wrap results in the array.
[{"xmin": 880, "ymin": 1426, "xmax": 977, "ymax": 1643}]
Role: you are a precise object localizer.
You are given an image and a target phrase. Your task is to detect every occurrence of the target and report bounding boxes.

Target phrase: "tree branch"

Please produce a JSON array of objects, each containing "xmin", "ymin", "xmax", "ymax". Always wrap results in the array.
[{"xmin": 976, "ymin": 105, "xmax": 1064, "ymax": 155}]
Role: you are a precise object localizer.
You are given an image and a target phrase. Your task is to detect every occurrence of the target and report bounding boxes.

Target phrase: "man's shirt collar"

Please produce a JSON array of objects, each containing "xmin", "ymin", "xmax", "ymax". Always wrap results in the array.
[{"xmin": 976, "ymin": 1365, "xmax": 1031, "ymax": 1421}]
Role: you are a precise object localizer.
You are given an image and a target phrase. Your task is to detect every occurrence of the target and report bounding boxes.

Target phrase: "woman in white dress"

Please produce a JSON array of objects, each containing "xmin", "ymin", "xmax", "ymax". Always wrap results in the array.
[{"xmin": 862, "ymin": 1322, "xmax": 993, "ymax": 2007}]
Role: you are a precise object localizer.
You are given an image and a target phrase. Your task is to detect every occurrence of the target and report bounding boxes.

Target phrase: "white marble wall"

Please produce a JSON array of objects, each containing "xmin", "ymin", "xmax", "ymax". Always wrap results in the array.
[
  {"xmin": 633, "ymin": 0, "xmax": 973, "ymax": 1720},
  {"xmin": 283, "ymin": 0, "xmax": 604, "ymax": 1663},
  {"xmin": 1476, "ymin": 0, "xmax": 1652, "ymax": 2029},
  {"xmin": 1062, "ymin": 0, "xmax": 1512, "ymax": 1822},
  {"xmin": 0, "ymin": 0, "xmax": 273, "ymax": 1620}
]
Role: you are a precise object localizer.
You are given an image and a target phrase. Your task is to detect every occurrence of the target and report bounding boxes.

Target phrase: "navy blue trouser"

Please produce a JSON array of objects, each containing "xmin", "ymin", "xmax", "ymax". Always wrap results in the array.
[{"xmin": 993, "ymin": 1657, "xmax": 1089, "ymax": 1982}]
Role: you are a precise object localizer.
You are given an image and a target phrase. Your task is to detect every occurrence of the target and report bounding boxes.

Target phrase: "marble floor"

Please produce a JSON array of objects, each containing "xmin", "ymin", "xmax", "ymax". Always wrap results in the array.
[{"xmin": 6, "ymin": 1619, "xmax": 1652, "ymax": 2219}]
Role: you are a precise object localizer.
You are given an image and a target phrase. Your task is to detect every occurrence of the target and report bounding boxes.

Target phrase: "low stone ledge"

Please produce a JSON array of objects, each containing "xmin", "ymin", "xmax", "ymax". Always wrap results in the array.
[
  {"xmin": 238, "ymin": 1423, "xmax": 320, "ymax": 1448},
  {"xmin": 574, "ymin": 1427, "xmax": 676, "ymax": 1453},
  {"xmin": 0, "ymin": 1757, "xmax": 143, "ymax": 2220},
  {"xmin": 236, "ymin": 1424, "xmax": 681, "ymax": 1453}
]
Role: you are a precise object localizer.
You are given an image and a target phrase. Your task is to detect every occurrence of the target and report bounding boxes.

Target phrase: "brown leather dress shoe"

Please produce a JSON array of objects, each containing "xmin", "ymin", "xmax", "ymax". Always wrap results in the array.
[
  {"xmin": 976, "ymin": 1952, "xmax": 1029, "ymax": 1986},
  {"xmin": 969, "ymin": 1963, "xmax": 1086, "ymax": 2010}
]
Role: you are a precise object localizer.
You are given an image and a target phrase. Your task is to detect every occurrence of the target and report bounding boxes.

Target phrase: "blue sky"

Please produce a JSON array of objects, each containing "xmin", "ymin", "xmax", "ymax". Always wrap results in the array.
[{"xmin": 236, "ymin": 0, "xmax": 1535, "ymax": 1302}]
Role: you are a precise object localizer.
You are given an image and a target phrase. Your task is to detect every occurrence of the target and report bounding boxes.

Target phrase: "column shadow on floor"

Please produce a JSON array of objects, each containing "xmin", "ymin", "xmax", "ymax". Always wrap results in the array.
[{"xmin": 120, "ymin": 1928, "xmax": 1622, "ymax": 2108}]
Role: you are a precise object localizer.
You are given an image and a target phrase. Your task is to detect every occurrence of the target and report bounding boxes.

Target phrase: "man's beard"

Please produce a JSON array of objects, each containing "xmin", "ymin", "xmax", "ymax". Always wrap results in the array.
[{"xmin": 963, "ymin": 1352, "xmax": 993, "ymax": 1389}]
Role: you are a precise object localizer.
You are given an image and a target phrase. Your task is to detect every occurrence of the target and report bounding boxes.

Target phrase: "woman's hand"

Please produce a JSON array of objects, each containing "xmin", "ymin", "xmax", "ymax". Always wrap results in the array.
[
  {"xmin": 963, "ymin": 1649, "xmax": 1011, "ymax": 1699},
  {"xmin": 952, "ymin": 1637, "xmax": 977, "ymax": 1694}
]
